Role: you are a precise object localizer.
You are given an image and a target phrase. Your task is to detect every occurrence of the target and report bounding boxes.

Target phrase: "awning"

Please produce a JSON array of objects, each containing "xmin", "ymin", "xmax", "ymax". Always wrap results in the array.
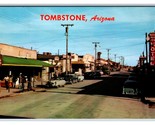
[{"xmin": 1, "ymin": 55, "xmax": 52, "ymax": 67}]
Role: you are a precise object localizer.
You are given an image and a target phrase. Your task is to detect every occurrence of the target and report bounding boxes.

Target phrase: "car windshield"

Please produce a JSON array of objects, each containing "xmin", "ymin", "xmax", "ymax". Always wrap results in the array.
[{"xmin": 128, "ymin": 76, "xmax": 137, "ymax": 81}]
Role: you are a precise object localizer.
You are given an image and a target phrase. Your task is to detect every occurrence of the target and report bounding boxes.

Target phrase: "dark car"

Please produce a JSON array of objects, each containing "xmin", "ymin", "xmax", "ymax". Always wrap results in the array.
[
  {"xmin": 102, "ymin": 67, "xmax": 110, "ymax": 75},
  {"xmin": 84, "ymin": 71, "xmax": 101, "ymax": 79},
  {"xmin": 64, "ymin": 74, "xmax": 78, "ymax": 84},
  {"xmin": 122, "ymin": 74, "xmax": 139, "ymax": 95},
  {"xmin": 84, "ymin": 72, "xmax": 93, "ymax": 79},
  {"xmin": 92, "ymin": 72, "xmax": 101, "ymax": 78}
]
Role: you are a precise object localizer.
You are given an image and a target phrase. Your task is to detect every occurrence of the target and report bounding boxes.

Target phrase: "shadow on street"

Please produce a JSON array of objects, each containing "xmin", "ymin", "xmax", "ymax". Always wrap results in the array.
[
  {"xmin": 77, "ymin": 73, "xmax": 128, "ymax": 97},
  {"xmin": 77, "ymin": 72, "xmax": 155, "ymax": 107}
]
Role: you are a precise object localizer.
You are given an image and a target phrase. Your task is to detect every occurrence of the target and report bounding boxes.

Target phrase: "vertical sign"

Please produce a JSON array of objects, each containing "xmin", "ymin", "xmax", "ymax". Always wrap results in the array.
[
  {"xmin": 0, "ymin": 54, "xmax": 2, "ymax": 66},
  {"xmin": 149, "ymin": 32, "xmax": 155, "ymax": 66}
]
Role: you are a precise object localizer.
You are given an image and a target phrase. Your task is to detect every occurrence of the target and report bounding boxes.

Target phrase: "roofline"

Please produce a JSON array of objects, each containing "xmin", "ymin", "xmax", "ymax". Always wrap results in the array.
[{"xmin": 0, "ymin": 43, "xmax": 37, "ymax": 52}]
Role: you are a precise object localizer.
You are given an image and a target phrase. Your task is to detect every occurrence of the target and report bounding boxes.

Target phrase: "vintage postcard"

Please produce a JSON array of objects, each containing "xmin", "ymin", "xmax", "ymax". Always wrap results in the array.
[{"xmin": 0, "ymin": 5, "xmax": 155, "ymax": 121}]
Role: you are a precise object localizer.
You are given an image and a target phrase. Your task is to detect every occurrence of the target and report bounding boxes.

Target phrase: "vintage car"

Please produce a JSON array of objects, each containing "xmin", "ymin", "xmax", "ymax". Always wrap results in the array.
[
  {"xmin": 64, "ymin": 74, "xmax": 79, "ymax": 84},
  {"xmin": 46, "ymin": 77, "xmax": 66, "ymax": 88},
  {"xmin": 84, "ymin": 71, "xmax": 101, "ymax": 79},
  {"xmin": 122, "ymin": 74, "xmax": 139, "ymax": 95},
  {"xmin": 77, "ymin": 75, "xmax": 84, "ymax": 82}
]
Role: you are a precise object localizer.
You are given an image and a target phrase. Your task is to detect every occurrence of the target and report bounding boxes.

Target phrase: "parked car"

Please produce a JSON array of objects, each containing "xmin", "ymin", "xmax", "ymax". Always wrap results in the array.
[
  {"xmin": 77, "ymin": 75, "xmax": 84, "ymax": 82},
  {"xmin": 64, "ymin": 74, "xmax": 78, "ymax": 84},
  {"xmin": 96, "ymin": 70, "xmax": 103, "ymax": 75},
  {"xmin": 84, "ymin": 72, "xmax": 93, "ymax": 79},
  {"xmin": 127, "ymin": 75, "xmax": 137, "ymax": 81},
  {"xmin": 102, "ymin": 67, "xmax": 110, "ymax": 75},
  {"xmin": 122, "ymin": 74, "xmax": 139, "ymax": 95},
  {"xmin": 92, "ymin": 72, "xmax": 101, "ymax": 78},
  {"xmin": 46, "ymin": 77, "xmax": 66, "ymax": 88},
  {"xmin": 84, "ymin": 71, "xmax": 101, "ymax": 79}
]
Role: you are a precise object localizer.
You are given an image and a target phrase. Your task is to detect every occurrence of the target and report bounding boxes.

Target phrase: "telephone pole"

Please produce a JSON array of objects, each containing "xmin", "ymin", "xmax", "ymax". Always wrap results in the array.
[
  {"xmin": 145, "ymin": 33, "xmax": 148, "ymax": 64},
  {"xmin": 106, "ymin": 49, "xmax": 111, "ymax": 60},
  {"xmin": 114, "ymin": 54, "xmax": 117, "ymax": 62},
  {"xmin": 92, "ymin": 42, "xmax": 100, "ymax": 71},
  {"xmin": 119, "ymin": 56, "xmax": 125, "ymax": 68},
  {"xmin": 61, "ymin": 24, "xmax": 74, "ymax": 75},
  {"xmin": 106, "ymin": 49, "xmax": 111, "ymax": 69}
]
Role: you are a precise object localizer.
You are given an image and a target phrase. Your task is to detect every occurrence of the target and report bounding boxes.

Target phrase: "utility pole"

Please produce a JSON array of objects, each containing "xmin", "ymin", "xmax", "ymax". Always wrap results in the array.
[
  {"xmin": 58, "ymin": 49, "xmax": 59, "ymax": 56},
  {"xmin": 92, "ymin": 42, "xmax": 100, "ymax": 71},
  {"xmin": 106, "ymin": 49, "xmax": 111, "ymax": 60},
  {"xmin": 114, "ymin": 54, "xmax": 117, "ymax": 62},
  {"xmin": 106, "ymin": 49, "xmax": 111, "ymax": 69},
  {"xmin": 122, "ymin": 56, "xmax": 125, "ymax": 67},
  {"xmin": 61, "ymin": 24, "xmax": 74, "ymax": 75},
  {"xmin": 120, "ymin": 56, "xmax": 125, "ymax": 67},
  {"xmin": 145, "ymin": 33, "xmax": 148, "ymax": 64}
]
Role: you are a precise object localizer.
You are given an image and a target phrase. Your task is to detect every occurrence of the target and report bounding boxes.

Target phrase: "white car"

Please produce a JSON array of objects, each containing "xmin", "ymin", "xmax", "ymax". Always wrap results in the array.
[
  {"xmin": 46, "ymin": 78, "xmax": 66, "ymax": 88},
  {"xmin": 77, "ymin": 75, "xmax": 84, "ymax": 82}
]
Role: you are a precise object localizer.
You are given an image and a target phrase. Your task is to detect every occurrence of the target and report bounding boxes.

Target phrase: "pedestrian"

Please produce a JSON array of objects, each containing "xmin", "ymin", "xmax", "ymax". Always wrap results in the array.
[
  {"xmin": 19, "ymin": 73, "xmax": 22, "ymax": 89},
  {"xmin": 31, "ymin": 76, "xmax": 35, "ymax": 88},
  {"xmin": 0, "ymin": 80, "xmax": 1, "ymax": 93},
  {"xmin": 25, "ymin": 76, "xmax": 31, "ymax": 91},
  {"xmin": 4, "ymin": 75, "xmax": 10, "ymax": 92},
  {"xmin": 54, "ymin": 73, "xmax": 57, "ymax": 80},
  {"xmin": 9, "ymin": 75, "xmax": 13, "ymax": 88},
  {"xmin": 15, "ymin": 77, "xmax": 20, "ymax": 88},
  {"xmin": 12, "ymin": 75, "xmax": 16, "ymax": 88},
  {"xmin": 22, "ymin": 75, "xmax": 26, "ymax": 92},
  {"xmin": 27, "ymin": 81, "xmax": 32, "ymax": 91},
  {"xmin": 19, "ymin": 73, "xmax": 26, "ymax": 92}
]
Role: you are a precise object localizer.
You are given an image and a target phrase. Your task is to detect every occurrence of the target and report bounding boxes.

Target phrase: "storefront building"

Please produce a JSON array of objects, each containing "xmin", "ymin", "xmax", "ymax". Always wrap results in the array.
[{"xmin": 0, "ymin": 43, "xmax": 52, "ymax": 85}]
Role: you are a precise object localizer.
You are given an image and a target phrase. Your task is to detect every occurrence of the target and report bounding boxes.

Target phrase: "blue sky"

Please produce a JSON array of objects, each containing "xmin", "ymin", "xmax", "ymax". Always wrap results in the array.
[{"xmin": 0, "ymin": 6, "xmax": 155, "ymax": 66}]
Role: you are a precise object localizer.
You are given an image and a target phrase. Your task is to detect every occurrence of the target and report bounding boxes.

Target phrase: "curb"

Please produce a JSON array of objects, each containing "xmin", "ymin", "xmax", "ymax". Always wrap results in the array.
[
  {"xmin": 0, "ymin": 94, "xmax": 11, "ymax": 99},
  {"xmin": 0, "ymin": 87, "xmax": 47, "ymax": 99},
  {"xmin": 33, "ymin": 88, "xmax": 47, "ymax": 92}
]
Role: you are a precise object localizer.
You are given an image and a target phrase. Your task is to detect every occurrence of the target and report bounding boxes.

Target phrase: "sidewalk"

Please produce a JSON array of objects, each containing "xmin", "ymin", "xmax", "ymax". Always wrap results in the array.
[
  {"xmin": 0, "ymin": 81, "xmax": 47, "ymax": 99},
  {"xmin": 0, "ymin": 87, "xmax": 20, "ymax": 99}
]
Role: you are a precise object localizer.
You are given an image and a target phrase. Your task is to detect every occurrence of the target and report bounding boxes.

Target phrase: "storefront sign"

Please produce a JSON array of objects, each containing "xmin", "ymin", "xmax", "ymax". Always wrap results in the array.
[{"xmin": 149, "ymin": 33, "xmax": 155, "ymax": 66}]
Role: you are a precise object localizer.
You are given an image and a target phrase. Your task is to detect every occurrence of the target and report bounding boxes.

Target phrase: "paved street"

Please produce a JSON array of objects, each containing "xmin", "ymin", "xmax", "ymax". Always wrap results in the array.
[{"xmin": 0, "ymin": 72, "xmax": 155, "ymax": 119}]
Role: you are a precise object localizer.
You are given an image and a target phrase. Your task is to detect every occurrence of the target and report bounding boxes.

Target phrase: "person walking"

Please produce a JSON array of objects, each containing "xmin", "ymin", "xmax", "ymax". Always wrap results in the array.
[
  {"xmin": 9, "ymin": 75, "xmax": 13, "ymax": 88},
  {"xmin": 19, "ymin": 73, "xmax": 26, "ymax": 92},
  {"xmin": 4, "ymin": 75, "xmax": 10, "ymax": 92},
  {"xmin": 21, "ymin": 74, "xmax": 26, "ymax": 92},
  {"xmin": 27, "ymin": 81, "xmax": 31, "ymax": 91},
  {"xmin": 19, "ymin": 73, "xmax": 22, "ymax": 89}
]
